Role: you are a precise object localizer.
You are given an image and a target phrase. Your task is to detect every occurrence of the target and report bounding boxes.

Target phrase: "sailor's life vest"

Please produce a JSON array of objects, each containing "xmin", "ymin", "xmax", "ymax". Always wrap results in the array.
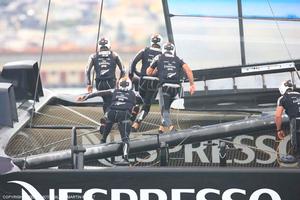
[
  {"xmin": 109, "ymin": 89, "xmax": 137, "ymax": 111},
  {"xmin": 157, "ymin": 54, "xmax": 183, "ymax": 85},
  {"xmin": 278, "ymin": 91, "xmax": 300, "ymax": 118},
  {"xmin": 93, "ymin": 51, "xmax": 117, "ymax": 80}
]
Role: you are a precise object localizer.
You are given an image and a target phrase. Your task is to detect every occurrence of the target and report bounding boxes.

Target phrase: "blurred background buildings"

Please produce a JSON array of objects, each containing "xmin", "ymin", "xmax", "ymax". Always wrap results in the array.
[
  {"xmin": 0, "ymin": 0, "xmax": 166, "ymax": 88},
  {"xmin": 0, "ymin": 0, "xmax": 300, "ymax": 90}
]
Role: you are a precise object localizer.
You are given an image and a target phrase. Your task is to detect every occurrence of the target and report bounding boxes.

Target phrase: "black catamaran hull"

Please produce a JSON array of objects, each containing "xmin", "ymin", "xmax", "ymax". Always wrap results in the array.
[{"xmin": 1, "ymin": 168, "xmax": 300, "ymax": 200}]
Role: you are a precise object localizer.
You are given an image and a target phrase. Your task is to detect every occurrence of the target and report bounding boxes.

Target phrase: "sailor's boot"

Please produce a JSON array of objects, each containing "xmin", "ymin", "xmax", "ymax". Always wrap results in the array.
[{"xmin": 159, "ymin": 125, "xmax": 176, "ymax": 133}]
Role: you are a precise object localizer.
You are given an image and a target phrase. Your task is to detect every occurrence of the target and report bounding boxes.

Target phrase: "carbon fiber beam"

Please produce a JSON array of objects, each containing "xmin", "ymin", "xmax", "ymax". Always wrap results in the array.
[{"xmin": 13, "ymin": 114, "xmax": 288, "ymax": 169}]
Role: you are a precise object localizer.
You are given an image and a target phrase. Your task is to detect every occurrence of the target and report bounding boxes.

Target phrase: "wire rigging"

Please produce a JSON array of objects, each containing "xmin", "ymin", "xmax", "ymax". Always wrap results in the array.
[
  {"xmin": 170, "ymin": 14, "xmax": 300, "ymax": 22},
  {"xmin": 91, "ymin": 0, "xmax": 104, "ymax": 90},
  {"xmin": 266, "ymin": 0, "xmax": 300, "ymax": 80},
  {"xmin": 29, "ymin": 0, "xmax": 51, "ymax": 128},
  {"xmin": 34, "ymin": 111, "xmax": 97, "ymax": 127},
  {"xmin": 59, "ymin": 104, "xmax": 101, "ymax": 126}
]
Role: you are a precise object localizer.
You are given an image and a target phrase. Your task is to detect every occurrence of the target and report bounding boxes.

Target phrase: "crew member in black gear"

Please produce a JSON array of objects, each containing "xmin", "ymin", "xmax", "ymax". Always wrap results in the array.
[
  {"xmin": 85, "ymin": 37, "xmax": 125, "ymax": 113},
  {"xmin": 147, "ymin": 42, "xmax": 195, "ymax": 133},
  {"xmin": 78, "ymin": 77, "xmax": 142, "ymax": 164},
  {"xmin": 275, "ymin": 80, "xmax": 300, "ymax": 163},
  {"xmin": 129, "ymin": 33, "xmax": 163, "ymax": 131}
]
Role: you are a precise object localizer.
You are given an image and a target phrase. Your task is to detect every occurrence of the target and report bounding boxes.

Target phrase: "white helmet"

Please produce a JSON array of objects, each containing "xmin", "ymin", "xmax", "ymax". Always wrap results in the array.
[
  {"xmin": 118, "ymin": 77, "xmax": 132, "ymax": 91},
  {"xmin": 279, "ymin": 80, "xmax": 293, "ymax": 95},
  {"xmin": 98, "ymin": 37, "xmax": 111, "ymax": 50},
  {"xmin": 162, "ymin": 42, "xmax": 175, "ymax": 56},
  {"xmin": 150, "ymin": 33, "xmax": 163, "ymax": 47}
]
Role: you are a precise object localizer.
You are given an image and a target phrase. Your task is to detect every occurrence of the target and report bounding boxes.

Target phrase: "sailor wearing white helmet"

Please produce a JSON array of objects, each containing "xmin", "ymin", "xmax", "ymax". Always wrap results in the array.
[
  {"xmin": 85, "ymin": 37, "xmax": 125, "ymax": 113},
  {"xmin": 146, "ymin": 42, "xmax": 196, "ymax": 133},
  {"xmin": 275, "ymin": 80, "xmax": 300, "ymax": 164},
  {"xmin": 78, "ymin": 77, "xmax": 142, "ymax": 165},
  {"xmin": 129, "ymin": 34, "xmax": 163, "ymax": 131}
]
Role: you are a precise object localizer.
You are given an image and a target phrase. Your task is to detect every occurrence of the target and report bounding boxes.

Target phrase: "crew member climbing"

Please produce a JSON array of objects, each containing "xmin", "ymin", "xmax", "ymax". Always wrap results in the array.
[
  {"xmin": 85, "ymin": 37, "xmax": 125, "ymax": 113},
  {"xmin": 129, "ymin": 33, "xmax": 163, "ymax": 131},
  {"xmin": 147, "ymin": 42, "xmax": 195, "ymax": 133},
  {"xmin": 275, "ymin": 80, "xmax": 300, "ymax": 164},
  {"xmin": 78, "ymin": 77, "xmax": 142, "ymax": 165}
]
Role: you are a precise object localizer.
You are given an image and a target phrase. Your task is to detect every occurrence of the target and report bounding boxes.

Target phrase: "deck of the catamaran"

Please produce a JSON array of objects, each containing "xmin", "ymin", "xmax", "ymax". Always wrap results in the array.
[{"xmin": 3, "ymin": 95, "xmax": 292, "ymax": 169}]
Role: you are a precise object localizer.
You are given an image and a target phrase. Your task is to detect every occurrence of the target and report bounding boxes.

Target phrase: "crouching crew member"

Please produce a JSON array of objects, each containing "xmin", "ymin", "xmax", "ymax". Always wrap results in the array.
[
  {"xmin": 275, "ymin": 80, "xmax": 300, "ymax": 163},
  {"xmin": 146, "ymin": 42, "xmax": 195, "ymax": 133},
  {"xmin": 129, "ymin": 33, "xmax": 163, "ymax": 131},
  {"xmin": 78, "ymin": 77, "xmax": 142, "ymax": 164}
]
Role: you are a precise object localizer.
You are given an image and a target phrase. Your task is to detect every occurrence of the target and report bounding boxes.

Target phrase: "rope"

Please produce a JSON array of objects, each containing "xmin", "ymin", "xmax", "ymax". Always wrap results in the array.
[
  {"xmin": 29, "ymin": 0, "xmax": 51, "ymax": 127},
  {"xmin": 266, "ymin": 0, "xmax": 300, "ymax": 80}
]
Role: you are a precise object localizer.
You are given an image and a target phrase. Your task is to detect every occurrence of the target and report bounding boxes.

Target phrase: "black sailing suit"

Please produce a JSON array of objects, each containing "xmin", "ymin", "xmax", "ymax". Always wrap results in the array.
[
  {"xmin": 85, "ymin": 50, "xmax": 125, "ymax": 113},
  {"xmin": 277, "ymin": 91, "xmax": 300, "ymax": 158},
  {"xmin": 129, "ymin": 47, "xmax": 161, "ymax": 124},
  {"xmin": 83, "ymin": 89, "xmax": 142, "ymax": 158},
  {"xmin": 149, "ymin": 53, "xmax": 185, "ymax": 127}
]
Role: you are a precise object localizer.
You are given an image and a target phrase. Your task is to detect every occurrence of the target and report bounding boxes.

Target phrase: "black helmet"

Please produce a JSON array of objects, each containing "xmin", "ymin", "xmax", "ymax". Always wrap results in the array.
[
  {"xmin": 98, "ymin": 37, "xmax": 111, "ymax": 50},
  {"xmin": 150, "ymin": 33, "xmax": 162, "ymax": 47},
  {"xmin": 162, "ymin": 42, "xmax": 175, "ymax": 56}
]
